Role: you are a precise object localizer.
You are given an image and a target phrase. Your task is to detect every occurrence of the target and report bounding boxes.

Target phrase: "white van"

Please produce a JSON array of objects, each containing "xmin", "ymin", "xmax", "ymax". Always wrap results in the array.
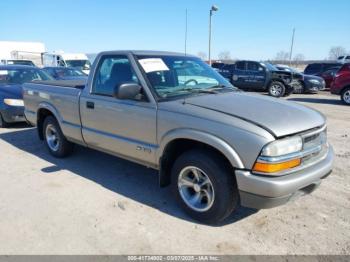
[{"xmin": 43, "ymin": 53, "xmax": 91, "ymax": 74}]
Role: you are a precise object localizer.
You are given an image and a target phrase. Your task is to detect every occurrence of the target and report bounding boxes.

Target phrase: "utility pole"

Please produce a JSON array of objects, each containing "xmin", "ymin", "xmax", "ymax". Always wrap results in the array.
[
  {"xmin": 208, "ymin": 5, "xmax": 218, "ymax": 65},
  {"xmin": 289, "ymin": 28, "xmax": 295, "ymax": 65}
]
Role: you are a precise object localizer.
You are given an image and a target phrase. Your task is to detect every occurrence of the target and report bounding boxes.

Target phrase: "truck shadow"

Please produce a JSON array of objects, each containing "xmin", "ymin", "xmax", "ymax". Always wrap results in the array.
[
  {"xmin": 0, "ymin": 128, "xmax": 257, "ymax": 226},
  {"xmin": 287, "ymin": 97, "xmax": 343, "ymax": 105}
]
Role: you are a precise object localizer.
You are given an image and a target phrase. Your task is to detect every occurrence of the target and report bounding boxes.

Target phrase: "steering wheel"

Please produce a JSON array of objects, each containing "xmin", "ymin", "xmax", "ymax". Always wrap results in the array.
[{"xmin": 184, "ymin": 79, "xmax": 199, "ymax": 86}]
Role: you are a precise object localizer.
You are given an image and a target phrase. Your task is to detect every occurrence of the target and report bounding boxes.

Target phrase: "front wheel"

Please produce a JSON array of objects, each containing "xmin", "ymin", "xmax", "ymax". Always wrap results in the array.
[
  {"xmin": 0, "ymin": 113, "xmax": 9, "ymax": 128},
  {"xmin": 341, "ymin": 87, "xmax": 350, "ymax": 105},
  {"xmin": 268, "ymin": 81, "xmax": 286, "ymax": 97},
  {"xmin": 171, "ymin": 150, "xmax": 238, "ymax": 224},
  {"xmin": 43, "ymin": 116, "xmax": 74, "ymax": 157}
]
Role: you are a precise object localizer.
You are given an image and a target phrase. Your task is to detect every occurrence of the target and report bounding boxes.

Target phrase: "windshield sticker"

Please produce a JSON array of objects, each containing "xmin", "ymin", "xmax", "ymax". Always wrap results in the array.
[
  {"xmin": 0, "ymin": 70, "xmax": 8, "ymax": 75},
  {"xmin": 139, "ymin": 58, "xmax": 169, "ymax": 73}
]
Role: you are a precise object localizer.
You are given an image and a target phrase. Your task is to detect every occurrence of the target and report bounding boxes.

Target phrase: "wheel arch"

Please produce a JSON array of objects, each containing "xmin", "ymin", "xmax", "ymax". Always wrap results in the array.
[
  {"xmin": 37, "ymin": 103, "xmax": 62, "ymax": 140},
  {"xmin": 158, "ymin": 129, "xmax": 244, "ymax": 187}
]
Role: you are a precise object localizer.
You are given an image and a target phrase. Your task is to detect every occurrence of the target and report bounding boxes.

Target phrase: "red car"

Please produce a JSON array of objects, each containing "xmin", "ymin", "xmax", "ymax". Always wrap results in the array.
[
  {"xmin": 330, "ymin": 63, "xmax": 350, "ymax": 105},
  {"xmin": 321, "ymin": 67, "xmax": 341, "ymax": 89}
]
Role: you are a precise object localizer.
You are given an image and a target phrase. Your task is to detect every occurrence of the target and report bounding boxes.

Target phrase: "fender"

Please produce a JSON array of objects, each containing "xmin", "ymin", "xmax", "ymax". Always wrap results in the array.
[
  {"xmin": 158, "ymin": 128, "xmax": 245, "ymax": 169},
  {"xmin": 37, "ymin": 101, "xmax": 62, "ymax": 124}
]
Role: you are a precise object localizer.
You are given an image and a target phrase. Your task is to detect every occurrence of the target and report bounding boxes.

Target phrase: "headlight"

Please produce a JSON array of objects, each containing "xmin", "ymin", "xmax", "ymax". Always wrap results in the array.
[
  {"xmin": 3, "ymin": 99, "xmax": 24, "ymax": 107},
  {"xmin": 308, "ymin": 79, "xmax": 320, "ymax": 84},
  {"xmin": 253, "ymin": 136, "xmax": 303, "ymax": 174},
  {"xmin": 261, "ymin": 136, "xmax": 302, "ymax": 156}
]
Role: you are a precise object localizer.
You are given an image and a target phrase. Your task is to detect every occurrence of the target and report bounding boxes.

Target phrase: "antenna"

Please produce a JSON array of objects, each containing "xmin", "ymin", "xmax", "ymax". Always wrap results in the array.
[{"xmin": 185, "ymin": 9, "xmax": 188, "ymax": 55}]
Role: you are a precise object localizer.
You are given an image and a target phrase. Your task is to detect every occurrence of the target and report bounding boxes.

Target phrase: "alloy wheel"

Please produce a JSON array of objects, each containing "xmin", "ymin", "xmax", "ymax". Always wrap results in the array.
[{"xmin": 177, "ymin": 166, "xmax": 215, "ymax": 212}]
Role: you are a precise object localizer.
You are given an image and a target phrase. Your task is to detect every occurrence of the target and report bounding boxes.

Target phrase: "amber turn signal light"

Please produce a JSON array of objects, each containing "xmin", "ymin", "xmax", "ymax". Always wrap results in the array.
[{"xmin": 253, "ymin": 158, "xmax": 301, "ymax": 173}]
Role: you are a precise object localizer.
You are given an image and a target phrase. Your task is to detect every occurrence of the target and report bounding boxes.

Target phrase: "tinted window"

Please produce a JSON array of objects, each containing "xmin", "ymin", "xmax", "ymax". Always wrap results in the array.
[
  {"xmin": 346, "ymin": 56, "xmax": 350, "ymax": 59},
  {"xmin": 92, "ymin": 55, "xmax": 139, "ymax": 96},
  {"xmin": 338, "ymin": 56, "xmax": 344, "ymax": 60},
  {"xmin": 304, "ymin": 64, "xmax": 322, "ymax": 74},
  {"xmin": 247, "ymin": 62, "xmax": 264, "ymax": 71},
  {"xmin": 236, "ymin": 61, "xmax": 245, "ymax": 70}
]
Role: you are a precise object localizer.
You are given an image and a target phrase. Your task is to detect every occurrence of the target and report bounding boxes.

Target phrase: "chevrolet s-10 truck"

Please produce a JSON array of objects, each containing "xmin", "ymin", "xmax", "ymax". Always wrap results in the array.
[{"xmin": 23, "ymin": 51, "xmax": 334, "ymax": 224}]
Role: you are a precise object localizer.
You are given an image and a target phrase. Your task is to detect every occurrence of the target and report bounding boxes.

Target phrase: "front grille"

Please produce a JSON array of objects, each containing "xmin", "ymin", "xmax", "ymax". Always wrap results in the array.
[{"xmin": 300, "ymin": 126, "xmax": 328, "ymax": 167}]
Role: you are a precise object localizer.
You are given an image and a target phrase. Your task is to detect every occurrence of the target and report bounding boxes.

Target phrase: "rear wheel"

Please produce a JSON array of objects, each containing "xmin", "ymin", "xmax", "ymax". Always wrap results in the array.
[
  {"xmin": 268, "ymin": 81, "xmax": 286, "ymax": 97},
  {"xmin": 341, "ymin": 87, "xmax": 350, "ymax": 105},
  {"xmin": 0, "ymin": 113, "xmax": 9, "ymax": 128},
  {"xmin": 171, "ymin": 150, "xmax": 238, "ymax": 224},
  {"xmin": 43, "ymin": 116, "xmax": 74, "ymax": 157}
]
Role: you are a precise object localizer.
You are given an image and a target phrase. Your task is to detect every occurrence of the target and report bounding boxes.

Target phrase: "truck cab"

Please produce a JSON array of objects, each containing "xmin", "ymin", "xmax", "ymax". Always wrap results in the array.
[{"xmin": 42, "ymin": 53, "xmax": 91, "ymax": 74}]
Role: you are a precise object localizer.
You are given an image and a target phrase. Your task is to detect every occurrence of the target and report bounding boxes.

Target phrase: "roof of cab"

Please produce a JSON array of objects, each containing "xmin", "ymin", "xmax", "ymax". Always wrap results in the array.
[{"xmin": 97, "ymin": 50, "xmax": 196, "ymax": 57}]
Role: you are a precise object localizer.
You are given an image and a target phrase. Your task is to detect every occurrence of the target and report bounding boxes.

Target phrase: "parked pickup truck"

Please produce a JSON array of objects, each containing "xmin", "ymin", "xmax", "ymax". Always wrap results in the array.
[
  {"xmin": 216, "ymin": 60, "xmax": 299, "ymax": 97},
  {"xmin": 23, "ymin": 51, "xmax": 334, "ymax": 224}
]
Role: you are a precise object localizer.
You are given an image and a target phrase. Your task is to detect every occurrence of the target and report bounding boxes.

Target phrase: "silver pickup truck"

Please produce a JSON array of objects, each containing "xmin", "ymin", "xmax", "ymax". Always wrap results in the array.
[{"xmin": 23, "ymin": 51, "xmax": 334, "ymax": 224}]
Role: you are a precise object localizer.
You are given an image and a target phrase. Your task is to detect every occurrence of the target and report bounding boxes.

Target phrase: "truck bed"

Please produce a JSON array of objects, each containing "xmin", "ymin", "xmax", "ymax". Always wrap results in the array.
[{"xmin": 23, "ymin": 80, "xmax": 84, "ymax": 144}]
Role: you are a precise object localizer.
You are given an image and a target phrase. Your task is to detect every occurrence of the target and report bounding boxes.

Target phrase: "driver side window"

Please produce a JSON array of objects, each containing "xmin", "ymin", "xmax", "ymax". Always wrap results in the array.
[{"xmin": 92, "ymin": 55, "xmax": 140, "ymax": 96}]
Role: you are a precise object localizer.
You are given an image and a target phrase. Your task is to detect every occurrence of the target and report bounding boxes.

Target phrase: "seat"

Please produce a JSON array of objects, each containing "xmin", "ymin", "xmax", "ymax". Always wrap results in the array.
[{"xmin": 105, "ymin": 63, "xmax": 133, "ymax": 90}]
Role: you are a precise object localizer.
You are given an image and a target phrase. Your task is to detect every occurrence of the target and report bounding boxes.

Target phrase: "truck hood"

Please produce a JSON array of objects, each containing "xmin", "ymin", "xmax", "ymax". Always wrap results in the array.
[
  {"xmin": 0, "ymin": 84, "xmax": 23, "ymax": 98},
  {"xmin": 183, "ymin": 92, "xmax": 325, "ymax": 138}
]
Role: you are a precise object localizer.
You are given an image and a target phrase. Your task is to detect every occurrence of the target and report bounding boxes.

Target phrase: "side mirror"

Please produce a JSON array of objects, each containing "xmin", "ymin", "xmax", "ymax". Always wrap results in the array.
[{"xmin": 113, "ymin": 82, "xmax": 142, "ymax": 100}]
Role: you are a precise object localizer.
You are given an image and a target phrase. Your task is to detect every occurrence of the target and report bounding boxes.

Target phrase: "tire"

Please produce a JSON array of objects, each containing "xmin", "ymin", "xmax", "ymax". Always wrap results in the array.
[
  {"xmin": 0, "ymin": 113, "xmax": 9, "ymax": 128},
  {"xmin": 43, "ymin": 116, "xmax": 74, "ymax": 157},
  {"xmin": 268, "ymin": 81, "xmax": 286, "ymax": 97},
  {"xmin": 171, "ymin": 150, "xmax": 238, "ymax": 224},
  {"xmin": 341, "ymin": 87, "xmax": 350, "ymax": 105}
]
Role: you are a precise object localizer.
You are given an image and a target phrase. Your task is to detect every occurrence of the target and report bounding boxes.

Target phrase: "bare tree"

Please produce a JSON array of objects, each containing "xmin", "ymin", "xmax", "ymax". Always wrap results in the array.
[
  {"xmin": 197, "ymin": 52, "xmax": 207, "ymax": 60},
  {"xmin": 328, "ymin": 46, "xmax": 347, "ymax": 60},
  {"xmin": 275, "ymin": 51, "xmax": 290, "ymax": 62},
  {"xmin": 293, "ymin": 53, "xmax": 305, "ymax": 65},
  {"xmin": 218, "ymin": 51, "xmax": 232, "ymax": 60}
]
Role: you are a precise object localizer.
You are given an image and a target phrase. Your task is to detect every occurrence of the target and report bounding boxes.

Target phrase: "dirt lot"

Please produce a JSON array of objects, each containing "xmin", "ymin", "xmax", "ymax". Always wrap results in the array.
[{"xmin": 0, "ymin": 92, "xmax": 349, "ymax": 255}]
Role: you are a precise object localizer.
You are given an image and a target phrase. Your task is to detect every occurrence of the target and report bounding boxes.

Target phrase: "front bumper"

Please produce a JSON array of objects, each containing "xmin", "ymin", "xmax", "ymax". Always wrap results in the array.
[
  {"xmin": 236, "ymin": 145, "xmax": 334, "ymax": 209},
  {"xmin": 0, "ymin": 106, "xmax": 26, "ymax": 123}
]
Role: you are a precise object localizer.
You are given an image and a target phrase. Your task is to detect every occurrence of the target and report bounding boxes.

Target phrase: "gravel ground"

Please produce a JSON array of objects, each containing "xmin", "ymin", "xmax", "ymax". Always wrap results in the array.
[{"xmin": 0, "ymin": 92, "xmax": 349, "ymax": 255}]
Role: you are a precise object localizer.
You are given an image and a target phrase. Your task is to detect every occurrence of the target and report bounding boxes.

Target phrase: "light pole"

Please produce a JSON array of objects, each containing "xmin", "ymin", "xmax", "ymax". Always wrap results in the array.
[{"xmin": 208, "ymin": 5, "xmax": 218, "ymax": 66}]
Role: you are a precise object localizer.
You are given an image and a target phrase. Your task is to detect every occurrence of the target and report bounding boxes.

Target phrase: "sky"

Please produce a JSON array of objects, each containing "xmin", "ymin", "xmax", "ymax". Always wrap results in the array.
[{"xmin": 1, "ymin": 0, "xmax": 349, "ymax": 60}]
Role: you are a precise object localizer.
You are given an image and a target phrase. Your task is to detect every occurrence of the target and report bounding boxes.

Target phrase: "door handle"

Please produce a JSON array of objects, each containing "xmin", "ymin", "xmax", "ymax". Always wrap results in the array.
[{"xmin": 86, "ymin": 101, "xmax": 95, "ymax": 109}]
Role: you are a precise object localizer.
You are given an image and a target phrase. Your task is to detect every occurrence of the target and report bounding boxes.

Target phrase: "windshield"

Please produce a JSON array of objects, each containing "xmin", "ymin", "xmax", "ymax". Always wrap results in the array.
[
  {"xmin": 260, "ymin": 62, "xmax": 278, "ymax": 71},
  {"xmin": 65, "ymin": 60, "xmax": 91, "ymax": 69},
  {"xmin": 0, "ymin": 68, "xmax": 52, "ymax": 84},
  {"xmin": 136, "ymin": 55, "xmax": 234, "ymax": 99},
  {"xmin": 55, "ymin": 68, "xmax": 86, "ymax": 77}
]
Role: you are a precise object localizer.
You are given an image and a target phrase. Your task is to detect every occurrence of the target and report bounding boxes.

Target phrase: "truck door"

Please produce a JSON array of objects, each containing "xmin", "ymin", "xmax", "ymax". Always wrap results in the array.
[
  {"xmin": 79, "ymin": 54, "xmax": 157, "ymax": 165},
  {"xmin": 246, "ymin": 61, "xmax": 266, "ymax": 90},
  {"xmin": 231, "ymin": 61, "xmax": 250, "ymax": 89}
]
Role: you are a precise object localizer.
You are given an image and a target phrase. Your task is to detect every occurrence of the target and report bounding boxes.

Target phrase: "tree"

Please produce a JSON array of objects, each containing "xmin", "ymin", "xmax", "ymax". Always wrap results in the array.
[
  {"xmin": 293, "ymin": 53, "xmax": 305, "ymax": 64},
  {"xmin": 197, "ymin": 52, "xmax": 207, "ymax": 60},
  {"xmin": 275, "ymin": 51, "xmax": 290, "ymax": 62},
  {"xmin": 218, "ymin": 51, "xmax": 232, "ymax": 60},
  {"xmin": 328, "ymin": 46, "xmax": 347, "ymax": 60}
]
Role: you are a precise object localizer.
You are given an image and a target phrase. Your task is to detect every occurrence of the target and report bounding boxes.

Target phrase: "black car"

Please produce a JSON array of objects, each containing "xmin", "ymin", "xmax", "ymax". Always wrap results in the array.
[
  {"xmin": 43, "ymin": 67, "xmax": 88, "ymax": 81},
  {"xmin": 215, "ymin": 60, "xmax": 296, "ymax": 97},
  {"xmin": 304, "ymin": 63, "xmax": 341, "ymax": 77},
  {"xmin": 0, "ymin": 65, "xmax": 52, "ymax": 127},
  {"xmin": 276, "ymin": 65, "xmax": 325, "ymax": 94}
]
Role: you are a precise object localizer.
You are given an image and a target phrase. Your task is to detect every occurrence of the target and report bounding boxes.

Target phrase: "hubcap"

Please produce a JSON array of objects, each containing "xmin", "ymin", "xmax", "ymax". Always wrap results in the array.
[
  {"xmin": 270, "ymin": 85, "xmax": 282, "ymax": 96},
  {"xmin": 45, "ymin": 124, "xmax": 60, "ymax": 151},
  {"xmin": 177, "ymin": 166, "xmax": 215, "ymax": 212},
  {"xmin": 344, "ymin": 90, "xmax": 350, "ymax": 104}
]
